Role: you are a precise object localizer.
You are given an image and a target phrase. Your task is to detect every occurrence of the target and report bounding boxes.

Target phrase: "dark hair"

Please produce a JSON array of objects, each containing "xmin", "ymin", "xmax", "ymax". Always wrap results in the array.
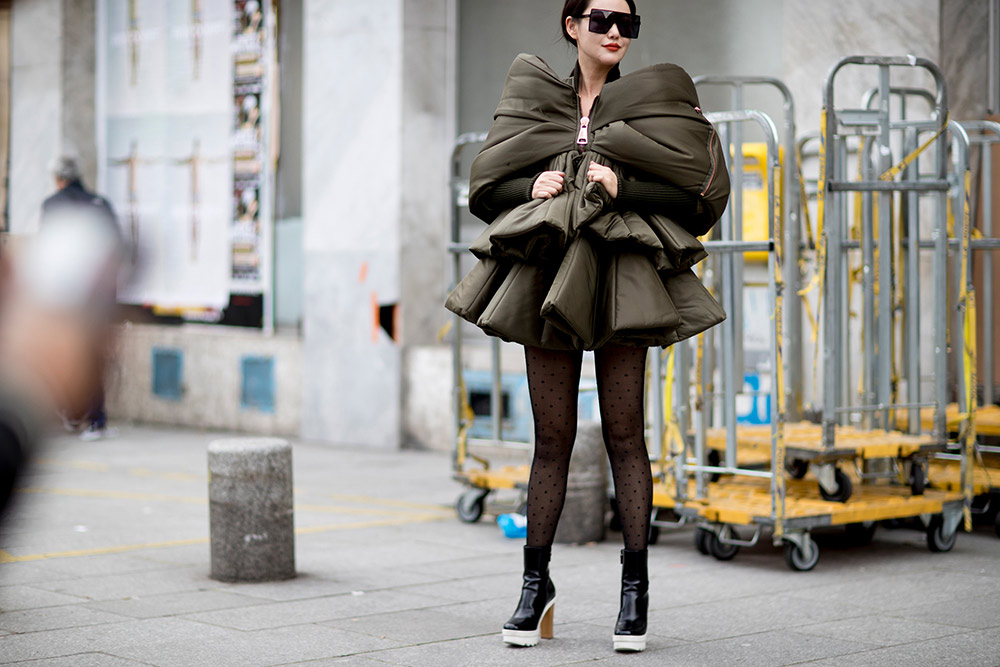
[{"xmin": 561, "ymin": 0, "xmax": 638, "ymax": 45}]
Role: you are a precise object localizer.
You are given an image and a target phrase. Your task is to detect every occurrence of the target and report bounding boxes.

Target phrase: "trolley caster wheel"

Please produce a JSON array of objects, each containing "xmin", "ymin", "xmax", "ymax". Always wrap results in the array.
[
  {"xmin": 845, "ymin": 521, "xmax": 877, "ymax": 546},
  {"xmin": 648, "ymin": 524, "xmax": 661, "ymax": 546},
  {"xmin": 926, "ymin": 515, "xmax": 957, "ymax": 553},
  {"xmin": 784, "ymin": 536, "xmax": 819, "ymax": 571},
  {"xmin": 456, "ymin": 489, "xmax": 488, "ymax": 523},
  {"xmin": 819, "ymin": 468, "xmax": 853, "ymax": 503},
  {"xmin": 909, "ymin": 461, "xmax": 926, "ymax": 496},
  {"xmin": 786, "ymin": 459, "xmax": 809, "ymax": 479},
  {"xmin": 709, "ymin": 526, "xmax": 740, "ymax": 561},
  {"xmin": 994, "ymin": 510, "xmax": 1000, "ymax": 539},
  {"xmin": 694, "ymin": 528, "xmax": 712, "ymax": 555}
]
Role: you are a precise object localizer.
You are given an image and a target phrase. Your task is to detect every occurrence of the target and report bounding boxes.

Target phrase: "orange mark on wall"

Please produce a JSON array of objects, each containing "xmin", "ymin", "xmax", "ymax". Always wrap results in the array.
[{"xmin": 359, "ymin": 262, "xmax": 369, "ymax": 284}]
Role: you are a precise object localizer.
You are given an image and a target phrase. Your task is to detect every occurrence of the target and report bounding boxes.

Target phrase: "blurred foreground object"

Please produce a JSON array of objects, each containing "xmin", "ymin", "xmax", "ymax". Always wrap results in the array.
[{"xmin": 0, "ymin": 206, "xmax": 128, "ymax": 519}]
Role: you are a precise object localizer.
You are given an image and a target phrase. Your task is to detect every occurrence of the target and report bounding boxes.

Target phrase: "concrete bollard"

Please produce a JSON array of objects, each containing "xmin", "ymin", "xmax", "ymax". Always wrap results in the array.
[
  {"xmin": 208, "ymin": 438, "xmax": 295, "ymax": 582},
  {"xmin": 554, "ymin": 420, "xmax": 609, "ymax": 545}
]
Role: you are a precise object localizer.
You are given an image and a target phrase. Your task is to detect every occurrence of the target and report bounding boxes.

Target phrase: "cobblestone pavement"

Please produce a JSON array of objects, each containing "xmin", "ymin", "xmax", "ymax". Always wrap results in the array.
[{"xmin": 1, "ymin": 425, "xmax": 998, "ymax": 666}]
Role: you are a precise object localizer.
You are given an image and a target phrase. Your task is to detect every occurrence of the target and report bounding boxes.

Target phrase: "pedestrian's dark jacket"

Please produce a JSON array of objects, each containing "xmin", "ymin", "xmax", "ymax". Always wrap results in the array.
[
  {"xmin": 41, "ymin": 179, "xmax": 121, "ymax": 241},
  {"xmin": 445, "ymin": 54, "xmax": 731, "ymax": 350}
]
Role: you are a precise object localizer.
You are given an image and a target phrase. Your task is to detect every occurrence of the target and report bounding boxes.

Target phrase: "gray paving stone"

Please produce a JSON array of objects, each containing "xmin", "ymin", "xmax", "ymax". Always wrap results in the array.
[
  {"xmin": 0, "ymin": 563, "xmax": 58, "ymax": 587},
  {"xmin": 884, "ymin": 594, "xmax": 1000, "ymax": 630},
  {"xmin": 0, "ymin": 617, "xmax": 233, "ymax": 663},
  {"xmin": 0, "ymin": 605, "xmax": 127, "ymax": 633},
  {"xmin": 368, "ymin": 621, "xmax": 687, "ymax": 667},
  {"xmin": 590, "ymin": 593, "xmax": 870, "ymax": 643},
  {"xmin": 84, "ymin": 590, "xmax": 263, "ymax": 619},
  {"xmin": 111, "ymin": 623, "xmax": 404, "ymax": 667},
  {"xmin": 31, "ymin": 566, "xmax": 212, "ymax": 601},
  {"xmin": 792, "ymin": 614, "xmax": 967, "ymax": 647},
  {"xmin": 322, "ymin": 600, "xmax": 502, "ymax": 644},
  {"xmin": 13, "ymin": 554, "xmax": 180, "ymax": 580},
  {"xmin": 185, "ymin": 590, "xmax": 452, "ymax": 631},
  {"xmin": 273, "ymin": 658, "xmax": 400, "ymax": 667},
  {"xmin": 784, "ymin": 569, "xmax": 1000, "ymax": 612},
  {"xmin": 0, "ymin": 585, "xmax": 89, "ymax": 611},
  {"xmin": 782, "ymin": 628, "xmax": 1000, "ymax": 667},
  {"xmin": 586, "ymin": 630, "xmax": 877, "ymax": 667},
  {"xmin": 3, "ymin": 652, "xmax": 155, "ymax": 666}
]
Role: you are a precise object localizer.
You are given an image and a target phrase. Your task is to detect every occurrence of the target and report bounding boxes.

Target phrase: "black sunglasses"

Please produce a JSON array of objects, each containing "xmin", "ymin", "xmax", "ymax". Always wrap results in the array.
[{"xmin": 577, "ymin": 9, "xmax": 640, "ymax": 39}]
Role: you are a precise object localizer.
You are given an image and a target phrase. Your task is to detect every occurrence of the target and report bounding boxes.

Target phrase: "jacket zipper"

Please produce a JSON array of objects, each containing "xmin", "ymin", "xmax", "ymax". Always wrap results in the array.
[{"xmin": 577, "ymin": 116, "xmax": 590, "ymax": 147}]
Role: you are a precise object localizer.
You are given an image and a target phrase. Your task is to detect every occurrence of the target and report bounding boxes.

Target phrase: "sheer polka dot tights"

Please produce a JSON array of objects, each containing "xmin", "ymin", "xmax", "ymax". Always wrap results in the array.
[{"xmin": 523, "ymin": 344, "xmax": 653, "ymax": 551}]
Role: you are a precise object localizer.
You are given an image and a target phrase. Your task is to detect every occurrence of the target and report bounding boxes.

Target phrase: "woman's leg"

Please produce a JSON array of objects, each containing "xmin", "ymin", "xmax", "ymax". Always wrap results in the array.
[
  {"xmin": 595, "ymin": 343, "xmax": 653, "ymax": 652},
  {"xmin": 594, "ymin": 344, "xmax": 652, "ymax": 551},
  {"xmin": 523, "ymin": 345, "xmax": 584, "ymax": 548},
  {"xmin": 502, "ymin": 345, "xmax": 582, "ymax": 646}
]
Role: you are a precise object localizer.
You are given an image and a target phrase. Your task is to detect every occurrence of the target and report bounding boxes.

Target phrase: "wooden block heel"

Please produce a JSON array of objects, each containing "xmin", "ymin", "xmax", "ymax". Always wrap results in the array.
[{"xmin": 540, "ymin": 602, "xmax": 554, "ymax": 639}]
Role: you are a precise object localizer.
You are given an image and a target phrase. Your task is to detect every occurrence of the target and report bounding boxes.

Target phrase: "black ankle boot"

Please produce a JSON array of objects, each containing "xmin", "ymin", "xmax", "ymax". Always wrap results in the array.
[
  {"xmin": 613, "ymin": 548, "xmax": 648, "ymax": 652},
  {"xmin": 502, "ymin": 545, "xmax": 556, "ymax": 647}
]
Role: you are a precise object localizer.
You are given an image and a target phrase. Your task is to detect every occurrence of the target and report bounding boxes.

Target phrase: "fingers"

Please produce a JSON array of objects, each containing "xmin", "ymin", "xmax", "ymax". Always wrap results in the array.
[
  {"xmin": 587, "ymin": 162, "xmax": 618, "ymax": 198},
  {"xmin": 532, "ymin": 171, "xmax": 565, "ymax": 200}
]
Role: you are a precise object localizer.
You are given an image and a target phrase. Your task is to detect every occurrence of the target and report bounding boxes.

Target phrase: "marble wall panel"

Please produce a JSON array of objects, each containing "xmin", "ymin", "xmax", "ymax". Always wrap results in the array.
[
  {"xmin": 302, "ymin": 0, "xmax": 404, "ymax": 447},
  {"xmin": 9, "ymin": 0, "xmax": 62, "ymax": 234},
  {"xmin": 9, "ymin": 59, "xmax": 60, "ymax": 234},
  {"xmin": 303, "ymin": 0, "xmax": 402, "ymax": 255},
  {"xmin": 941, "ymin": 0, "xmax": 989, "ymax": 122},
  {"xmin": 784, "ymin": 0, "xmax": 940, "ymax": 137},
  {"xmin": 61, "ymin": 0, "xmax": 97, "ymax": 187},
  {"xmin": 302, "ymin": 252, "xmax": 401, "ymax": 447},
  {"xmin": 400, "ymin": 0, "xmax": 452, "ymax": 347}
]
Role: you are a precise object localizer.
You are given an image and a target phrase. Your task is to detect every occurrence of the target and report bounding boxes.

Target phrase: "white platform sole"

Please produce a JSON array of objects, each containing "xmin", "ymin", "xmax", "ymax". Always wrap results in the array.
[
  {"xmin": 613, "ymin": 633, "xmax": 647, "ymax": 652},
  {"xmin": 502, "ymin": 597, "xmax": 555, "ymax": 647}
]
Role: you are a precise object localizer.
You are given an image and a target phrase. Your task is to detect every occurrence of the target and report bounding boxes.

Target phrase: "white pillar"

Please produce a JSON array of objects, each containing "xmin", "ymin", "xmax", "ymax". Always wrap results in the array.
[{"xmin": 302, "ymin": 0, "xmax": 403, "ymax": 447}]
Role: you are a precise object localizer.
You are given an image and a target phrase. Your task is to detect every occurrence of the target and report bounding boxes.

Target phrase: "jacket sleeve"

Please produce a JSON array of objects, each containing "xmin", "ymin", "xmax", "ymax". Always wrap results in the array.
[
  {"xmin": 472, "ymin": 177, "xmax": 537, "ymax": 223},
  {"xmin": 617, "ymin": 179, "xmax": 716, "ymax": 237}
]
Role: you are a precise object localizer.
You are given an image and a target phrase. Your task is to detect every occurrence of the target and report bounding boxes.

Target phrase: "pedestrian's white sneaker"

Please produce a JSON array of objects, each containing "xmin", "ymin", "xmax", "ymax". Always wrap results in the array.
[{"xmin": 80, "ymin": 425, "xmax": 118, "ymax": 441}]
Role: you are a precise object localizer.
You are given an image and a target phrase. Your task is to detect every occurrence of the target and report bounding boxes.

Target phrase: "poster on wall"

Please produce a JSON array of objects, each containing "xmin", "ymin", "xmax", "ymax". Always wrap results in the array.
[{"xmin": 97, "ymin": 0, "xmax": 275, "ymax": 323}]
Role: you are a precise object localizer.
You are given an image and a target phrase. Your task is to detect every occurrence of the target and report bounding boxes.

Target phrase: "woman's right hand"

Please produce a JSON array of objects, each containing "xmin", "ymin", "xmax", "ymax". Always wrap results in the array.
[{"xmin": 531, "ymin": 171, "xmax": 565, "ymax": 199}]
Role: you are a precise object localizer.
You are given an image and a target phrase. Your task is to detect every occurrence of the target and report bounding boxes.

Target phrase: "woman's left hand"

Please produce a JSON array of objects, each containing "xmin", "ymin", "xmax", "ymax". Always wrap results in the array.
[{"xmin": 587, "ymin": 162, "xmax": 618, "ymax": 199}]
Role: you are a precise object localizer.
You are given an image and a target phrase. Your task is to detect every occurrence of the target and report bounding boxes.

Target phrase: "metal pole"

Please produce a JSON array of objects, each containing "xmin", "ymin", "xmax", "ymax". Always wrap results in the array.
[
  {"xmin": 839, "ymin": 138, "xmax": 852, "ymax": 422},
  {"xmin": 861, "ymin": 137, "xmax": 875, "ymax": 430},
  {"xmin": 651, "ymin": 348, "xmax": 665, "ymax": 464},
  {"xmin": 877, "ymin": 66, "xmax": 897, "ymax": 432},
  {"xmin": 731, "ymin": 86, "xmax": 745, "ymax": 429},
  {"xmin": 934, "ymin": 135, "xmax": 950, "ymax": 444},
  {"xmin": 984, "ymin": 138, "xmax": 995, "ymax": 406}
]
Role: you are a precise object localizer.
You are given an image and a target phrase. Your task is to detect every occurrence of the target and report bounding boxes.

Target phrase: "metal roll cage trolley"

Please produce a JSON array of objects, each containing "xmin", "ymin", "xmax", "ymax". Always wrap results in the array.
[{"xmin": 653, "ymin": 58, "xmax": 973, "ymax": 572}]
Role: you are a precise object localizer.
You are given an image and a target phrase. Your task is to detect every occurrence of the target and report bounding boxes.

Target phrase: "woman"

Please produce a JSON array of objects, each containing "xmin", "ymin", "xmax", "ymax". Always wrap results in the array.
[{"xmin": 446, "ymin": 0, "xmax": 730, "ymax": 652}]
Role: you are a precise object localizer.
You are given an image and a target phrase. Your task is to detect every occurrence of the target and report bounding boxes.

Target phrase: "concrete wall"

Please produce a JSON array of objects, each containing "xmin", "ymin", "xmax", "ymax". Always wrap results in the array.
[{"xmin": 106, "ymin": 325, "xmax": 302, "ymax": 436}]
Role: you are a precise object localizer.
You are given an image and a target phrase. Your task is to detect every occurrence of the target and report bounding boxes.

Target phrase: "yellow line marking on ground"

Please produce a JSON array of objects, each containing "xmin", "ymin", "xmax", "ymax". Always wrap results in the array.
[
  {"xmin": 294, "ymin": 513, "xmax": 453, "ymax": 535},
  {"xmin": 327, "ymin": 493, "xmax": 451, "ymax": 512},
  {"xmin": 0, "ymin": 538, "xmax": 209, "ymax": 563},
  {"xmin": 17, "ymin": 488, "xmax": 207, "ymax": 505},
  {"xmin": 15, "ymin": 489, "xmax": 453, "ymax": 519},
  {"xmin": 34, "ymin": 459, "xmax": 111, "ymax": 472},
  {"xmin": 0, "ymin": 514, "xmax": 453, "ymax": 563}
]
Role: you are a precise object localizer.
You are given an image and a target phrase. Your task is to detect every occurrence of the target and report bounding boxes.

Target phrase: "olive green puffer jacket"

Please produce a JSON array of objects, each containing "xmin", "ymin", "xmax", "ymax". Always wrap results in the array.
[{"xmin": 445, "ymin": 54, "xmax": 730, "ymax": 350}]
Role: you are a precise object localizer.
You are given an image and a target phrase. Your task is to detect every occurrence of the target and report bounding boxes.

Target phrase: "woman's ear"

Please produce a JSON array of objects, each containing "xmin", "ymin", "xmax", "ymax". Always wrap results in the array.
[{"xmin": 565, "ymin": 15, "xmax": 578, "ymax": 41}]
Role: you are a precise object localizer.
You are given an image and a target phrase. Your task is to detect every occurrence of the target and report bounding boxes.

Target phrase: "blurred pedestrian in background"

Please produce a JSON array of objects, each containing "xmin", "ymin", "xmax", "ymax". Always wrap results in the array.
[{"xmin": 42, "ymin": 155, "xmax": 123, "ymax": 440}]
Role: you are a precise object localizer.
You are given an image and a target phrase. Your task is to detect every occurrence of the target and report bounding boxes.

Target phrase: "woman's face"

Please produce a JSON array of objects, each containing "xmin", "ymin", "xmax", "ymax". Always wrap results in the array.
[{"xmin": 566, "ymin": 0, "xmax": 633, "ymax": 71}]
